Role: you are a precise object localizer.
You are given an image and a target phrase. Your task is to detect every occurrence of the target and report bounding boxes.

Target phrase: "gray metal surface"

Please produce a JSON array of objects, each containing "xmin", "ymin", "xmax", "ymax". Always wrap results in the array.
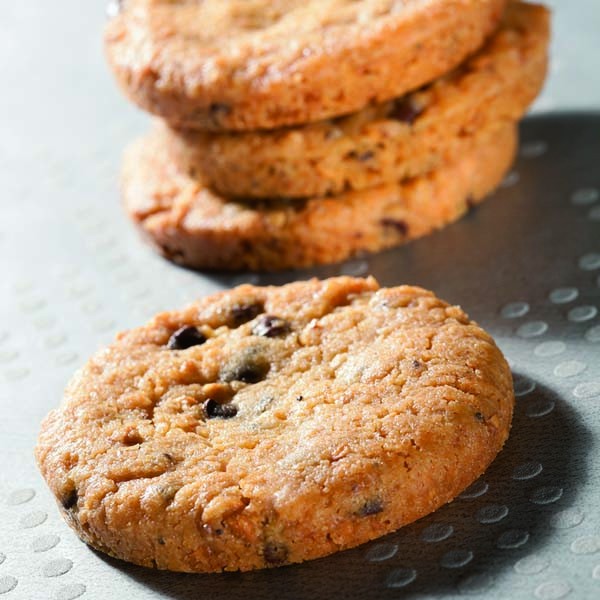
[{"xmin": 1, "ymin": 2, "xmax": 600, "ymax": 600}]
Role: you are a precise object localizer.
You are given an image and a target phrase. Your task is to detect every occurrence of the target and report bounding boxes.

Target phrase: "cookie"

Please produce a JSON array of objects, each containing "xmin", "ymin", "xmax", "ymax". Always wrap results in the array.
[
  {"xmin": 122, "ymin": 122, "xmax": 517, "ymax": 272},
  {"xmin": 105, "ymin": 0, "xmax": 508, "ymax": 131},
  {"xmin": 36, "ymin": 277, "xmax": 514, "ymax": 572},
  {"xmin": 162, "ymin": 1, "xmax": 549, "ymax": 198}
]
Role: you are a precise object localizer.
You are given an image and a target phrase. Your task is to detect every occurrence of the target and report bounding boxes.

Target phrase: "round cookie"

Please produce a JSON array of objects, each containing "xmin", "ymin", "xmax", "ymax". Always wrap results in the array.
[
  {"xmin": 36, "ymin": 277, "xmax": 514, "ymax": 572},
  {"xmin": 105, "ymin": 0, "xmax": 508, "ymax": 131},
  {"xmin": 121, "ymin": 123, "xmax": 517, "ymax": 272},
  {"xmin": 163, "ymin": 1, "xmax": 549, "ymax": 198}
]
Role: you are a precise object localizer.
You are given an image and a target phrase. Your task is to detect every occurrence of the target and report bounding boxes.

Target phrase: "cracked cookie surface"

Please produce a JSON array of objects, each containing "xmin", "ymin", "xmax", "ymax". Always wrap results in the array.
[
  {"xmin": 105, "ymin": 0, "xmax": 507, "ymax": 130},
  {"xmin": 36, "ymin": 277, "xmax": 514, "ymax": 572},
  {"xmin": 123, "ymin": 122, "xmax": 517, "ymax": 272},
  {"xmin": 162, "ymin": 1, "xmax": 549, "ymax": 198}
]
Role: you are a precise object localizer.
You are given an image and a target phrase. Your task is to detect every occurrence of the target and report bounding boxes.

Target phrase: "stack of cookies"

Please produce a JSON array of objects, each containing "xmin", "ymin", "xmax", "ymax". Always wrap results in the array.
[{"xmin": 105, "ymin": 0, "xmax": 550, "ymax": 272}]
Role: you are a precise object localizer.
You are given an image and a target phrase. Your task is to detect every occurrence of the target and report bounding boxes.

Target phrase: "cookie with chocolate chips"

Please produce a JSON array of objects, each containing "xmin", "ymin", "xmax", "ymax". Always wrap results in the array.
[
  {"xmin": 104, "ymin": 0, "xmax": 507, "ymax": 131},
  {"xmin": 36, "ymin": 277, "xmax": 514, "ymax": 572},
  {"xmin": 122, "ymin": 120, "xmax": 517, "ymax": 271},
  {"xmin": 160, "ymin": 2, "xmax": 549, "ymax": 198}
]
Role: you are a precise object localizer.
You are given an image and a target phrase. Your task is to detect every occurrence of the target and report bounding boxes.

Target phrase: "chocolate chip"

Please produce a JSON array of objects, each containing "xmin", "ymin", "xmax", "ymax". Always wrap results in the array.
[
  {"xmin": 158, "ymin": 537, "xmax": 165, "ymax": 545},
  {"xmin": 61, "ymin": 489, "xmax": 78, "ymax": 511},
  {"xmin": 346, "ymin": 150, "xmax": 375, "ymax": 162},
  {"xmin": 263, "ymin": 541, "xmax": 289, "ymax": 565},
  {"xmin": 475, "ymin": 412, "xmax": 484, "ymax": 422},
  {"xmin": 388, "ymin": 98, "xmax": 423, "ymax": 124},
  {"xmin": 231, "ymin": 302, "xmax": 264, "ymax": 326},
  {"xmin": 296, "ymin": 395, "xmax": 304, "ymax": 402},
  {"xmin": 204, "ymin": 399, "xmax": 238, "ymax": 419},
  {"xmin": 380, "ymin": 218, "xmax": 409, "ymax": 236},
  {"xmin": 209, "ymin": 103, "xmax": 232, "ymax": 124},
  {"xmin": 167, "ymin": 326, "xmax": 207, "ymax": 350},
  {"xmin": 221, "ymin": 350, "xmax": 270, "ymax": 383},
  {"xmin": 252, "ymin": 315, "xmax": 291, "ymax": 338},
  {"xmin": 358, "ymin": 499, "xmax": 384, "ymax": 517},
  {"xmin": 412, "ymin": 360, "xmax": 422, "ymax": 370}
]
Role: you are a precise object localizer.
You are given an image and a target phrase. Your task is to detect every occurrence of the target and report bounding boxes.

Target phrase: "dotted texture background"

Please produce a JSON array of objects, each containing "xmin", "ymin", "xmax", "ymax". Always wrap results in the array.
[{"xmin": 0, "ymin": 1, "xmax": 599, "ymax": 599}]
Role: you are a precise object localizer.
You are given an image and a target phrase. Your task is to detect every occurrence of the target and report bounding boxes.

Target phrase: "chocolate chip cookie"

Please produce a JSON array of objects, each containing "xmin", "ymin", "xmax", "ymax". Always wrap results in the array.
[
  {"xmin": 161, "ymin": 1, "xmax": 549, "ymax": 198},
  {"xmin": 105, "ymin": 0, "xmax": 508, "ymax": 131},
  {"xmin": 36, "ymin": 277, "xmax": 514, "ymax": 572},
  {"xmin": 121, "ymin": 122, "xmax": 517, "ymax": 271}
]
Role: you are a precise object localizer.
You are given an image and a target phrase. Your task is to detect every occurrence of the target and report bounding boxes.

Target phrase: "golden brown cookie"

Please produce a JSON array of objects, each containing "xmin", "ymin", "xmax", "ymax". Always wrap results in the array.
[
  {"xmin": 105, "ymin": 0, "xmax": 508, "ymax": 131},
  {"xmin": 162, "ymin": 1, "xmax": 549, "ymax": 198},
  {"xmin": 36, "ymin": 277, "xmax": 514, "ymax": 572},
  {"xmin": 121, "ymin": 123, "xmax": 517, "ymax": 272}
]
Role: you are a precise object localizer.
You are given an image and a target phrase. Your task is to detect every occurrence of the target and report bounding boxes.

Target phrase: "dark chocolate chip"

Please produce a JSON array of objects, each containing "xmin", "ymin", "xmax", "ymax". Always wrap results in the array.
[
  {"xmin": 158, "ymin": 537, "xmax": 165, "ymax": 545},
  {"xmin": 221, "ymin": 351, "xmax": 270, "ymax": 384},
  {"xmin": 167, "ymin": 326, "xmax": 207, "ymax": 350},
  {"xmin": 388, "ymin": 98, "xmax": 423, "ymax": 124},
  {"xmin": 62, "ymin": 489, "xmax": 78, "ymax": 511},
  {"xmin": 380, "ymin": 218, "xmax": 409, "ymax": 236},
  {"xmin": 231, "ymin": 302, "xmax": 264, "ymax": 326},
  {"xmin": 346, "ymin": 150, "xmax": 375, "ymax": 162},
  {"xmin": 296, "ymin": 395, "xmax": 304, "ymax": 402},
  {"xmin": 358, "ymin": 499, "xmax": 384, "ymax": 517},
  {"xmin": 475, "ymin": 412, "xmax": 484, "ymax": 422},
  {"xmin": 204, "ymin": 399, "xmax": 238, "ymax": 419},
  {"xmin": 263, "ymin": 541, "xmax": 289, "ymax": 565},
  {"xmin": 252, "ymin": 315, "xmax": 291, "ymax": 338},
  {"xmin": 209, "ymin": 103, "xmax": 232, "ymax": 124},
  {"xmin": 412, "ymin": 359, "xmax": 422, "ymax": 370}
]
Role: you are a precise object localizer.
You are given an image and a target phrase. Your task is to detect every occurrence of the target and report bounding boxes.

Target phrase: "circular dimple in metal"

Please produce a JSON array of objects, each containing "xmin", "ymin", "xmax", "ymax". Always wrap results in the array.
[
  {"xmin": 386, "ymin": 567, "xmax": 417, "ymax": 588},
  {"xmin": 568, "ymin": 305, "xmax": 598, "ymax": 322},
  {"xmin": 534, "ymin": 580, "xmax": 572, "ymax": 600},
  {"xmin": 19, "ymin": 511, "xmax": 47, "ymax": 529},
  {"xmin": 32, "ymin": 534, "xmax": 60, "ymax": 553},
  {"xmin": 43, "ymin": 334, "xmax": 67, "ymax": 349},
  {"xmin": 579, "ymin": 253, "xmax": 600, "ymax": 271},
  {"xmin": 501, "ymin": 302, "xmax": 530, "ymax": 319},
  {"xmin": 534, "ymin": 341, "xmax": 566, "ymax": 357},
  {"xmin": 527, "ymin": 399, "xmax": 556, "ymax": 418},
  {"xmin": 421, "ymin": 523, "xmax": 454, "ymax": 543},
  {"xmin": 43, "ymin": 558, "xmax": 73, "ymax": 578},
  {"xmin": 497, "ymin": 530, "xmax": 530, "ymax": 549},
  {"xmin": 3, "ymin": 367, "xmax": 30, "ymax": 382},
  {"xmin": 459, "ymin": 479, "xmax": 489, "ymax": 499},
  {"xmin": 55, "ymin": 352, "xmax": 79, "ymax": 367},
  {"xmin": 0, "ymin": 576, "xmax": 18, "ymax": 595},
  {"xmin": 92, "ymin": 318, "xmax": 116, "ymax": 333},
  {"xmin": 530, "ymin": 486, "xmax": 563, "ymax": 505},
  {"xmin": 33, "ymin": 315, "xmax": 57, "ymax": 330},
  {"xmin": 501, "ymin": 171, "xmax": 520, "ymax": 188},
  {"xmin": 571, "ymin": 187, "xmax": 599, "ymax": 206},
  {"xmin": 517, "ymin": 321, "xmax": 548, "ymax": 338},
  {"xmin": 365, "ymin": 542, "xmax": 398, "ymax": 562},
  {"xmin": 340, "ymin": 259, "xmax": 370, "ymax": 277},
  {"xmin": 0, "ymin": 553, "xmax": 4, "ymax": 565},
  {"xmin": 81, "ymin": 301, "xmax": 101, "ymax": 315},
  {"xmin": 440, "ymin": 550, "xmax": 473, "ymax": 569},
  {"xmin": 6, "ymin": 488, "xmax": 35, "ymax": 506},
  {"xmin": 593, "ymin": 564, "xmax": 600, "ymax": 580},
  {"xmin": 570, "ymin": 536, "xmax": 600, "ymax": 555},
  {"xmin": 512, "ymin": 461, "xmax": 543, "ymax": 480},
  {"xmin": 520, "ymin": 140, "xmax": 548, "ymax": 158},
  {"xmin": 549, "ymin": 287, "xmax": 579, "ymax": 304},
  {"xmin": 586, "ymin": 325, "xmax": 600, "ymax": 343},
  {"xmin": 513, "ymin": 375, "xmax": 536, "ymax": 397},
  {"xmin": 573, "ymin": 381, "xmax": 600, "ymax": 399},
  {"xmin": 553, "ymin": 360, "xmax": 587, "ymax": 378},
  {"xmin": 457, "ymin": 573, "xmax": 493, "ymax": 595},
  {"xmin": 18, "ymin": 297, "xmax": 47, "ymax": 313},
  {"xmin": 514, "ymin": 555, "xmax": 550, "ymax": 575},
  {"xmin": 55, "ymin": 584, "xmax": 87, "ymax": 600},
  {"xmin": 477, "ymin": 505, "xmax": 509, "ymax": 524},
  {"xmin": 0, "ymin": 331, "xmax": 8, "ymax": 344},
  {"xmin": 550, "ymin": 508, "xmax": 585, "ymax": 530},
  {"xmin": 0, "ymin": 351, "xmax": 18, "ymax": 364},
  {"xmin": 589, "ymin": 205, "xmax": 600, "ymax": 221},
  {"xmin": 67, "ymin": 282, "xmax": 93, "ymax": 298}
]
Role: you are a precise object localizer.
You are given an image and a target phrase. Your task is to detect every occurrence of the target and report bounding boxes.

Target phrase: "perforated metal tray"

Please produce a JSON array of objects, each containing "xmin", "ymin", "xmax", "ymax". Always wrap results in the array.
[{"xmin": 1, "ymin": 2, "xmax": 600, "ymax": 600}]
